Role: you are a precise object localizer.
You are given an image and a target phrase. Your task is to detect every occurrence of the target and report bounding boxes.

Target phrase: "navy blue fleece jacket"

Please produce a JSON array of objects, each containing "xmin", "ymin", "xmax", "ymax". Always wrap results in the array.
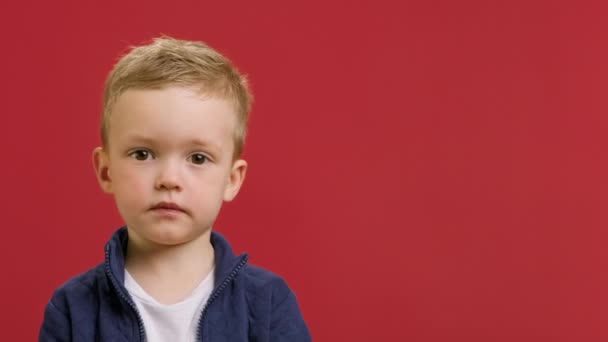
[{"xmin": 39, "ymin": 228, "xmax": 311, "ymax": 341}]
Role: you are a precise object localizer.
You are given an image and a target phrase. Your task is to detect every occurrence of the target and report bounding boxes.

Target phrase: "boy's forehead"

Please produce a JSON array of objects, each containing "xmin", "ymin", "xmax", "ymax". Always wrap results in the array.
[
  {"xmin": 107, "ymin": 87, "xmax": 238, "ymax": 147},
  {"xmin": 113, "ymin": 86, "xmax": 236, "ymax": 110},
  {"xmin": 111, "ymin": 87, "xmax": 238, "ymax": 121}
]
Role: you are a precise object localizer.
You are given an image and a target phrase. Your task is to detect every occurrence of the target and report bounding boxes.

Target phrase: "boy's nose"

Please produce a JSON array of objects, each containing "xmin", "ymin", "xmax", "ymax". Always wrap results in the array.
[{"xmin": 155, "ymin": 160, "xmax": 182, "ymax": 191}]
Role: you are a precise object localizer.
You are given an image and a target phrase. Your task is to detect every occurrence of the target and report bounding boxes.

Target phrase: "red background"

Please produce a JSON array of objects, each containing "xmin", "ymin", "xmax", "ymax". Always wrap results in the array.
[{"xmin": 1, "ymin": 0, "xmax": 608, "ymax": 340}]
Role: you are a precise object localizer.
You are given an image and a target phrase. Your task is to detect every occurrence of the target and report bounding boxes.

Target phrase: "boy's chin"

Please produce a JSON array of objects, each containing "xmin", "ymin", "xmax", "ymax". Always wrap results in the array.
[{"xmin": 127, "ymin": 223, "xmax": 211, "ymax": 248}]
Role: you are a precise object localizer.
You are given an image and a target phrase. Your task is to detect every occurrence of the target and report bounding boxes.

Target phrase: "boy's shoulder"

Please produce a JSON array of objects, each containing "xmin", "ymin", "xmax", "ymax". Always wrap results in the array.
[
  {"xmin": 238, "ymin": 263, "xmax": 297, "ymax": 302},
  {"xmin": 240, "ymin": 263, "xmax": 287, "ymax": 286},
  {"xmin": 44, "ymin": 263, "xmax": 107, "ymax": 317},
  {"xmin": 48, "ymin": 263, "xmax": 104, "ymax": 299},
  {"xmin": 211, "ymin": 230, "xmax": 295, "ymax": 297}
]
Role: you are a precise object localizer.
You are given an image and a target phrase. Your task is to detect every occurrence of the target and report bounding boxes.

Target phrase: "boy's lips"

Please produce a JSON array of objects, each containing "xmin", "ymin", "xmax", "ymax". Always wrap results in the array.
[{"xmin": 149, "ymin": 201, "xmax": 187, "ymax": 213}]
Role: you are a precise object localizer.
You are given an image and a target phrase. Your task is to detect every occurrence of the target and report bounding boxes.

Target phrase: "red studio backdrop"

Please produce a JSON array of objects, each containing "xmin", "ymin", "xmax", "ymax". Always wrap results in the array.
[{"xmin": 1, "ymin": 1, "xmax": 608, "ymax": 341}]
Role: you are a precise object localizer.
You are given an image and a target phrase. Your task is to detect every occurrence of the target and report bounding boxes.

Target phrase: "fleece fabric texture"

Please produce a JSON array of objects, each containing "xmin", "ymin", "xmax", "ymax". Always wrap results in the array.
[{"xmin": 39, "ymin": 227, "xmax": 312, "ymax": 341}]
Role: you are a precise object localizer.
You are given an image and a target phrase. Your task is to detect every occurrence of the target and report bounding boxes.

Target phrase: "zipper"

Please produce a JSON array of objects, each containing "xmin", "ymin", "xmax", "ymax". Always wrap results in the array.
[
  {"xmin": 105, "ymin": 244, "xmax": 147, "ymax": 342},
  {"xmin": 196, "ymin": 255, "xmax": 248, "ymax": 341}
]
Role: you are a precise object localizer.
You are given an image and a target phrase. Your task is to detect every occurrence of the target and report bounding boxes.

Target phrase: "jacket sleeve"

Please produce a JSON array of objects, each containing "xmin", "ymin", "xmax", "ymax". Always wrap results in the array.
[
  {"xmin": 269, "ymin": 280, "xmax": 312, "ymax": 342},
  {"xmin": 39, "ymin": 298, "xmax": 72, "ymax": 342}
]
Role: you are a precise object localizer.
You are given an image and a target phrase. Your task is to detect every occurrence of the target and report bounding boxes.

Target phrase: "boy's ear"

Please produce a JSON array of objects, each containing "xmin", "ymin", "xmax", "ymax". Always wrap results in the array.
[
  {"xmin": 223, "ymin": 159, "xmax": 247, "ymax": 202},
  {"xmin": 93, "ymin": 147, "xmax": 113, "ymax": 194}
]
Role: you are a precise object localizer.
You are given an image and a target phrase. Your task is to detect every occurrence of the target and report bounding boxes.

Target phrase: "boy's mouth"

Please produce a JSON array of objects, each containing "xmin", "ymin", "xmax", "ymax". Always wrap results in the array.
[{"xmin": 149, "ymin": 201, "xmax": 187, "ymax": 213}]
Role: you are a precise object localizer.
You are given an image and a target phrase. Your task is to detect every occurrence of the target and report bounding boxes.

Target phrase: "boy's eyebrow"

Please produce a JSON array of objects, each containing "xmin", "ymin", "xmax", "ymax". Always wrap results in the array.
[
  {"xmin": 188, "ymin": 138, "xmax": 222, "ymax": 152},
  {"xmin": 124, "ymin": 134, "xmax": 155, "ymax": 144}
]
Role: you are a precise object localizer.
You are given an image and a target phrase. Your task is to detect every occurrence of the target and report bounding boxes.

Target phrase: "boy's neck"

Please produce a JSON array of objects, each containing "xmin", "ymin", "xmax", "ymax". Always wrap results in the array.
[{"xmin": 124, "ymin": 229, "xmax": 215, "ymax": 305}]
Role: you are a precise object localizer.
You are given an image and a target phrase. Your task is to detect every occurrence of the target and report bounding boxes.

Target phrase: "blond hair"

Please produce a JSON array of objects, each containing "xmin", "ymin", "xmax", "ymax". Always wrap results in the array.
[{"xmin": 101, "ymin": 36, "xmax": 253, "ymax": 159}]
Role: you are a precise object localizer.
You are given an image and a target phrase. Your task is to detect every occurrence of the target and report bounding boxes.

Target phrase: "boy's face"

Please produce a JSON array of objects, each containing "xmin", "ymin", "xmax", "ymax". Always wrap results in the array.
[{"xmin": 93, "ymin": 86, "xmax": 247, "ymax": 247}]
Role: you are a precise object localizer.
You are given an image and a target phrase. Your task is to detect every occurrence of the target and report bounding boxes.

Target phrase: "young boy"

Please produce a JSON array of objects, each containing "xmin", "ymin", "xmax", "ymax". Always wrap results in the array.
[{"xmin": 39, "ymin": 37, "xmax": 311, "ymax": 342}]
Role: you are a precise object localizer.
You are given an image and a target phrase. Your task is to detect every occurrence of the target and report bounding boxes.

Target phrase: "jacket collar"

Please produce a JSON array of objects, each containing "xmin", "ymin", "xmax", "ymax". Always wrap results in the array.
[{"xmin": 105, "ymin": 227, "xmax": 248, "ymax": 289}]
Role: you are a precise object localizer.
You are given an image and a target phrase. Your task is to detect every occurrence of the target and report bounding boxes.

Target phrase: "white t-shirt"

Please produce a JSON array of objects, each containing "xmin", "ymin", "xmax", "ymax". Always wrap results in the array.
[{"xmin": 124, "ymin": 268, "xmax": 215, "ymax": 342}]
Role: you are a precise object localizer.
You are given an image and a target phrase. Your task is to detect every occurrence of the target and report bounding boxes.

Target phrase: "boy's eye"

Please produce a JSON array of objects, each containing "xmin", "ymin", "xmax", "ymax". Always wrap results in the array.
[
  {"xmin": 129, "ymin": 150, "xmax": 152, "ymax": 161},
  {"xmin": 190, "ymin": 153, "xmax": 208, "ymax": 165}
]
